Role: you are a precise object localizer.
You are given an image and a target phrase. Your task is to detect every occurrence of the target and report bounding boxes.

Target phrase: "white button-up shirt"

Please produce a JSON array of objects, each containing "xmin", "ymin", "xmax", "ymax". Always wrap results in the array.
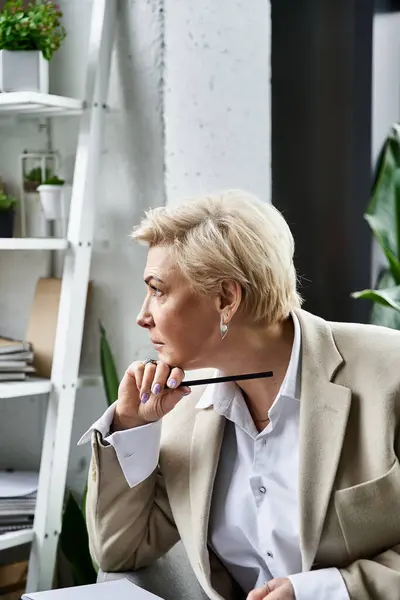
[{"xmin": 79, "ymin": 313, "xmax": 350, "ymax": 599}]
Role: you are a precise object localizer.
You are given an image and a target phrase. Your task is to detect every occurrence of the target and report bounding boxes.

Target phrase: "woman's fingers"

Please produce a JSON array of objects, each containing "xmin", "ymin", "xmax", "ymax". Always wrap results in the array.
[
  {"xmin": 140, "ymin": 362, "xmax": 185, "ymax": 400},
  {"xmin": 118, "ymin": 361, "xmax": 143, "ymax": 404},
  {"xmin": 142, "ymin": 363, "xmax": 186, "ymax": 399},
  {"xmin": 247, "ymin": 584, "xmax": 271, "ymax": 600},
  {"xmin": 166, "ymin": 366, "xmax": 185, "ymax": 390},
  {"xmin": 140, "ymin": 361, "xmax": 158, "ymax": 403},
  {"xmin": 118, "ymin": 360, "xmax": 190, "ymax": 425},
  {"xmin": 151, "ymin": 362, "xmax": 172, "ymax": 395}
]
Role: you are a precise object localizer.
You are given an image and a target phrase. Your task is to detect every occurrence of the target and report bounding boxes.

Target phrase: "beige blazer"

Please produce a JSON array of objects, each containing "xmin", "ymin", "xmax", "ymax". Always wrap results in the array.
[{"xmin": 86, "ymin": 309, "xmax": 400, "ymax": 600}]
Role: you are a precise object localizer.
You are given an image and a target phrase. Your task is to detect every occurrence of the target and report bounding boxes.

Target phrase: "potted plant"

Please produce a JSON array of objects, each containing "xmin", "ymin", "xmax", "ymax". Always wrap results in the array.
[
  {"xmin": 0, "ymin": 0, "xmax": 66, "ymax": 93},
  {"xmin": 37, "ymin": 174, "xmax": 65, "ymax": 219},
  {"xmin": 352, "ymin": 123, "xmax": 400, "ymax": 329},
  {"xmin": 23, "ymin": 166, "xmax": 52, "ymax": 192},
  {"xmin": 0, "ymin": 190, "xmax": 17, "ymax": 237}
]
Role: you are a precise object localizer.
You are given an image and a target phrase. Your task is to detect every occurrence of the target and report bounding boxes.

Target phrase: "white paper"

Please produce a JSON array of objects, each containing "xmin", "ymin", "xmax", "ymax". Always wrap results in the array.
[
  {"xmin": 0, "ymin": 470, "xmax": 38, "ymax": 498},
  {"xmin": 22, "ymin": 578, "xmax": 163, "ymax": 600}
]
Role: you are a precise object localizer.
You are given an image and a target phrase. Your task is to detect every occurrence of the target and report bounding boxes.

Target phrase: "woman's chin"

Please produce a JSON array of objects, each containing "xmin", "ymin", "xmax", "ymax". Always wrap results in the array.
[
  {"xmin": 155, "ymin": 347, "xmax": 174, "ymax": 364},
  {"xmin": 154, "ymin": 346, "xmax": 206, "ymax": 371},
  {"xmin": 156, "ymin": 348, "xmax": 187, "ymax": 369}
]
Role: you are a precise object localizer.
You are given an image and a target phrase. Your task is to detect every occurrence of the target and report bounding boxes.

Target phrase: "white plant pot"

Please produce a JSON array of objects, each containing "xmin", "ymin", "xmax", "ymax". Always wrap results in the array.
[
  {"xmin": 25, "ymin": 192, "xmax": 47, "ymax": 238},
  {"xmin": 37, "ymin": 185, "xmax": 64, "ymax": 220},
  {"xmin": 0, "ymin": 50, "xmax": 49, "ymax": 93}
]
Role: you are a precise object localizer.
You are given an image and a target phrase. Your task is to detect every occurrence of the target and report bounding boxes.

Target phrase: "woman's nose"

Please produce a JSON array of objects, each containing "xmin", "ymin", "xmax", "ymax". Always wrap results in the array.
[{"xmin": 137, "ymin": 307, "xmax": 154, "ymax": 329}]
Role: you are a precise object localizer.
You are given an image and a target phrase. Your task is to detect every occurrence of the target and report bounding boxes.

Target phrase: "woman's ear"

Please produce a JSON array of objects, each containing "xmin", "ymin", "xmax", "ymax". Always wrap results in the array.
[{"xmin": 216, "ymin": 279, "xmax": 242, "ymax": 322}]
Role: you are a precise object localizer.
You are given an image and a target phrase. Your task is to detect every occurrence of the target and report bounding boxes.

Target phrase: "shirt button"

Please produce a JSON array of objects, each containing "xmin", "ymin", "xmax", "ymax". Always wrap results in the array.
[
  {"xmin": 266, "ymin": 551, "xmax": 274, "ymax": 558},
  {"xmin": 259, "ymin": 486, "xmax": 266, "ymax": 494}
]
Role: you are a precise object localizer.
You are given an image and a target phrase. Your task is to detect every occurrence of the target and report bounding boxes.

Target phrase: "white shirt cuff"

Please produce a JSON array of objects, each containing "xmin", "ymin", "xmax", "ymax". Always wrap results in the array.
[
  {"xmin": 289, "ymin": 568, "xmax": 350, "ymax": 600},
  {"xmin": 78, "ymin": 401, "xmax": 162, "ymax": 487}
]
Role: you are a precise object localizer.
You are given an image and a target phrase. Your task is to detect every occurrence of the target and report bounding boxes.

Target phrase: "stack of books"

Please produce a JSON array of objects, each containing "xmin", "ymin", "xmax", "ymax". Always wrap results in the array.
[
  {"xmin": 0, "ymin": 470, "xmax": 38, "ymax": 535},
  {"xmin": 0, "ymin": 337, "xmax": 35, "ymax": 382}
]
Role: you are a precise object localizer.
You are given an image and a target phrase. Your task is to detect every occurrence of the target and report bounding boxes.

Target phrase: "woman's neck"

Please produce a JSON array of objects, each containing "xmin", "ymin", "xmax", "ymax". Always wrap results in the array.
[{"xmin": 216, "ymin": 315, "xmax": 295, "ymax": 426}]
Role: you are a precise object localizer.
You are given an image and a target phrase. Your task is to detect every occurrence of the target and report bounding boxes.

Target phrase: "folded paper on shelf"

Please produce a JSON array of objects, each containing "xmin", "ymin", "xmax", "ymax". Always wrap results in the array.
[{"xmin": 0, "ymin": 471, "xmax": 38, "ymax": 498}]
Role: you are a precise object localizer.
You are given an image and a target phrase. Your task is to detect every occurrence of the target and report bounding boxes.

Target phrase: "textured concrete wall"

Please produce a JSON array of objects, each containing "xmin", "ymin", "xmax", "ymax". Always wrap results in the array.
[
  {"xmin": 164, "ymin": 0, "xmax": 271, "ymax": 202},
  {"xmin": 0, "ymin": 0, "xmax": 271, "ymax": 493}
]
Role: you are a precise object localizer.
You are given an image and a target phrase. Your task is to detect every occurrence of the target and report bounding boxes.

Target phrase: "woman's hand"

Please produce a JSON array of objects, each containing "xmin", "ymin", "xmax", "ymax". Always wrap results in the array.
[
  {"xmin": 247, "ymin": 579, "xmax": 295, "ymax": 600},
  {"xmin": 112, "ymin": 360, "xmax": 190, "ymax": 430}
]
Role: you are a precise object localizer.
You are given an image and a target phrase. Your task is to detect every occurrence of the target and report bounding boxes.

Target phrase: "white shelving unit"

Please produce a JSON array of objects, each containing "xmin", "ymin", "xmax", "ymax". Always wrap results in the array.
[
  {"xmin": 0, "ymin": 92, "xmax": 84, "ymax": 117},
  {"xmin": 0, "ymin": 529, "xmax": 35, "ymax": 552},
  {"xmin": 0, "ymin": 0, "xmax": 116, "ymax": 592},
  {"xmin": 0, "ymin": 238, "xmax": 68, "ymax": 251},
  {"xmin": 0, "ymin": 378, "xmax": 52, "ymax": 399}
]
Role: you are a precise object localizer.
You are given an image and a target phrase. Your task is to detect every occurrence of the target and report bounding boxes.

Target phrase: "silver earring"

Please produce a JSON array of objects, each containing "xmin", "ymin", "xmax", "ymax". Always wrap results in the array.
[{"xmin": 220, "ymin": 316, "xmax": 229, "ymax": 340}]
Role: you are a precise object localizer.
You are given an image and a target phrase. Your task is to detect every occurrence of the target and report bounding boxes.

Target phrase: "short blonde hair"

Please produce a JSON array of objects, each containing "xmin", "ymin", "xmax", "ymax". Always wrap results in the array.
[{"xmin": 132, "ymin": 190, "xmax": 302, "ymax": 324}]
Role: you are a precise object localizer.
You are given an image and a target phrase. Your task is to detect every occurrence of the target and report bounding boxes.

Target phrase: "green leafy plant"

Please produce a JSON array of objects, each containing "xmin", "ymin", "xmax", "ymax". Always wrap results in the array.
[
  {"xmin": 24, "ymin": 166, "xmax": 53, "ymax": 192},
  {"xmin": 25, "ymin": 166, "xmax": 52, "ymax": 183},
  {"xmin": 43, "ymin": 174, "xmax": 65, "ymax": 185},
  {"xmin": 59, "ymin": 322, "xmax": 119, "ymax": 586},
  {"xmin": 0, "ymin": 191, "xmax": 17, "ymax": 211},
  {"xmin": 352, "ymin": 123, "xmax": 400, "ymax": 329},
  {"xmin": 99, "ymin": 321, "xmax": 120, "ymax": 407},
  {"xmin": 0, "ymin": 0, "xmax": 66, "ymax": 61}
]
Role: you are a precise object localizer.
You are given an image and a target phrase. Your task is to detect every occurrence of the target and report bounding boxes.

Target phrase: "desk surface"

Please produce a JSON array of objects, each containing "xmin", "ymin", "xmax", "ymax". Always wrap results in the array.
[{"xmin": 22, "ymin": 578, "xmax": 163, "ymax": 600}]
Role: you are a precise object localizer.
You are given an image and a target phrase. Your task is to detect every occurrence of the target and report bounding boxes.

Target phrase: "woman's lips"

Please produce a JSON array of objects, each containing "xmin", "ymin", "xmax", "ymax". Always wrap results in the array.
[{"xmin": 152, "ymin": 340, "xmax": 164, "ymax": 348}]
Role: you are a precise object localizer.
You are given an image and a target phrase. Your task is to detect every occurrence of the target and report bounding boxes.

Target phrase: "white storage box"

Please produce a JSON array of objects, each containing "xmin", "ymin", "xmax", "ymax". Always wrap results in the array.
[{"xmin": 0, "ymin": 50, "xmax": 49, "ymax": 93}]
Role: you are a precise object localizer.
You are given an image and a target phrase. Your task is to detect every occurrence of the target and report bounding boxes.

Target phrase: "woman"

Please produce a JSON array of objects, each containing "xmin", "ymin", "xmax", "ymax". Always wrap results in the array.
[{"xmin": 83, "ymin": 190, "xmax": 400, "ymax": 600}]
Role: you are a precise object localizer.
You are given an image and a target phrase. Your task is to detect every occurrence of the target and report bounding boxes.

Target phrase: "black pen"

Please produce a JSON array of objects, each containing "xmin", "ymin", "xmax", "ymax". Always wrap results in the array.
[{"xmin": 180, "ymin": 371, "xmax": 273, "ymax": 387}]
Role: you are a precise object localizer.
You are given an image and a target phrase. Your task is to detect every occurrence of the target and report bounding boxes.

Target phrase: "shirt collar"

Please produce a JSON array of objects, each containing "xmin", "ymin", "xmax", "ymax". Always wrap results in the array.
[{"xmin": 196, "ymin": 311, "xmax": 301, "ymax": 410}]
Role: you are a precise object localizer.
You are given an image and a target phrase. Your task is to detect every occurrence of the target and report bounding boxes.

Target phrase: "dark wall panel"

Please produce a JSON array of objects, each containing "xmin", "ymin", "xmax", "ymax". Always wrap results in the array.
[{"xmin": 272, "ymin": 0, "xmax": 373, "ymax": 323}]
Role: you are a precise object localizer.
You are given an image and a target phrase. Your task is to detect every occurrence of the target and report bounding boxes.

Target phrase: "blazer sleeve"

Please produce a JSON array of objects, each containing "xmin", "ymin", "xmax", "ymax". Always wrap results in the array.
[
  {"xmin": 86, "ymin": 432, "xmax": 180, "ymax": 572},
  {"xmin": 340, "ymin": 548, "xmax": 400, "ymax": 599}
]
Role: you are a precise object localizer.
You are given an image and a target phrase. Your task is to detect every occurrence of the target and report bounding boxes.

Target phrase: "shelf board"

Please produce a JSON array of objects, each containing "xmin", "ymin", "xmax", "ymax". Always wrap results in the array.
[
  {"xmin": 0, "ymin": 92, "xmax": 84, "ymax": 117},
  {"xmin": 0, "ymin": 528, "xmax": 34, "ymax": 551},
  {"xmin": 0, "ymin": 238, "xmax": 68, "ymax": 251},
  {"xmin": 0, "ymin": 376, "xmax": 103, "ymax": 399},
  {"xmin": 0, "ymin": 378, "xmax": 52, "ymax": 399}
]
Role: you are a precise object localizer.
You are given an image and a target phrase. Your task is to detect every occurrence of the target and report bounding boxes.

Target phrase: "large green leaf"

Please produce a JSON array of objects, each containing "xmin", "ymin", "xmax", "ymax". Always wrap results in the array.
[
  {"xmin": 351, "ymin": 284, "xmax": 400, "ymax": 311},
  {"xmin": 59, "ymin": 492, "xmax": 97, "ymax": 586},
  {"xmin": 369, "ymin": 270, "xmax": 400, "ymax": 329},
  {"xmin": 99, "ymin": 321, "xmax": 119, "ymax": 407},
  {"xmin": 365, "ymin": 125, "xmax": 400, "ymax": 283}
]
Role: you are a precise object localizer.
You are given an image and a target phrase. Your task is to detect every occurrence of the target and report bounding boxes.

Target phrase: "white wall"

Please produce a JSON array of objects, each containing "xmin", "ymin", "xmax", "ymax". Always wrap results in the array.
[{"xmin": 0, "ymin": 0, "xmax": 271, "ymax": 494}]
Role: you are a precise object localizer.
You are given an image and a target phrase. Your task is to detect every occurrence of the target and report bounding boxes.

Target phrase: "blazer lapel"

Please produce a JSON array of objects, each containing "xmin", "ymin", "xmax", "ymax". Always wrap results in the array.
[
  {"xmin": 295, "ymin": 310, "xmax": 352, "ymax": 571},
  {"xmin": 190, "ymin": 404, "xmax": 225, "ymax": 576}
]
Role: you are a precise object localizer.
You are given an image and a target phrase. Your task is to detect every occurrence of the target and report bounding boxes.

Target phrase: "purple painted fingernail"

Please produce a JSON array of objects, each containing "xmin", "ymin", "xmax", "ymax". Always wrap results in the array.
[
  {"xmin": 141, "ymin": 392, "xmax": 150, "ymax": 403},
  {"xmin": 167, "ymin": 378, "xmax": 177, "ymax": 389},
  {"xmin": 153, "ymin": 383, "xmax": 161, "ymax": 395}
]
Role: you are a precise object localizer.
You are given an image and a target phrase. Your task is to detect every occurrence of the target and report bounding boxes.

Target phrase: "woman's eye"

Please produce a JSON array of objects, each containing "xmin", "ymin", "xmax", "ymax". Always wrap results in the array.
[{"xmin": 150, "ymin": 286, "xmax": 162, "ymax": 297}]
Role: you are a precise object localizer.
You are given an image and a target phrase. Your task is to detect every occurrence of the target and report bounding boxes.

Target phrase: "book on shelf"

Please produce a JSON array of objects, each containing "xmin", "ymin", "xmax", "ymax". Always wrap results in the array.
[
  {"xmin": 0, "ymin": 470, "xmax": 38, "ymax": 536},
  {"xmin": 0, "ymin": 337, "xmax": 32, "ymax": 356},
  {"xmin": 0, "ymin": 336, "xmax": 35, "ymax": 380},
  {"xmin": 0, "ymin": 523, "xmax": 33, "ymax": 533},
  {"xmin": 0, "ymin": 351, "xmax": 34, "ymax": 361},
  {"xmin": 0, "ymin": 373, "xmax": 27, "ymax": 382},
  {"xmin": 0, "ymin": 363, "xmax": 35, "ymax": 373}
]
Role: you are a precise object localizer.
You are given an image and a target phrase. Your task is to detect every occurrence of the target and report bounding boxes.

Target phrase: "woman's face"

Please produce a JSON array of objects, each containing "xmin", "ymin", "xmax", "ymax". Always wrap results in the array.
[{"xmin": 137, "ymin": 245, "xmax": 222, "ymax": 369}]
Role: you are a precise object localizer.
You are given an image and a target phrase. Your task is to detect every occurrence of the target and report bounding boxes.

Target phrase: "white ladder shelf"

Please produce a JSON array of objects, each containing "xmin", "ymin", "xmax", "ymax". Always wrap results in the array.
[{"xmin": 0, "ymin": 0, "xmax": 117, "ymax": 592}]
